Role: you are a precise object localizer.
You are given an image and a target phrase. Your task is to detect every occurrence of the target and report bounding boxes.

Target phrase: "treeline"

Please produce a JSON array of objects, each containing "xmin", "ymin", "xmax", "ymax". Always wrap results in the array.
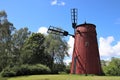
[
  {"xmin": 101, "ymin": 57, "xmax": 120, "ymax": 76},
  {"xmin": 0, "ymin": 11, "xmax": 69, "ymax": 77}
]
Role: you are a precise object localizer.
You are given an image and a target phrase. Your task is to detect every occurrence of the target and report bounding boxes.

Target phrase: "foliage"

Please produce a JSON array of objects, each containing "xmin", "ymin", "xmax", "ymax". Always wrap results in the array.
[
  {"xmin": 0, "ymin": 11, "xmax": 31, "ymax": 72},
  {"xmin": 0, "ymin": 11, "xmax": 69, "ymax": 75},
  {"xmin": 0, "ymin": 10, "xmax": 15, "ymax": 72},
  {"xmin": 11, "ymin": 27, "xmax": 31, "ymax": 65},
  {"xmin": 65, "ymin": 64, "xmax": 71, "ymax": 74},
  {"xmin": 1, "ymin": 64, "xmax": 51, "ymax": 77},
  {"xmin": 103, "ymin": 57, "xmax": 120, "ymax": 76},
  {"xmin": 21, "ymin": 33, "xmax": 52, "ymax": 67},
  {"xmin": 51, "ymin": 63, "xmax": 66, "ymax": 74},
  {"xmin": 44, "ymin": 34, "xmax": 69, "ymax": 70}
]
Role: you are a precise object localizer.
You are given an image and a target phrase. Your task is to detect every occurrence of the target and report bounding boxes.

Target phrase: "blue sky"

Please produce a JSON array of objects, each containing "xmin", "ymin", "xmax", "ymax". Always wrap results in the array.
[{"xmin": 1, "ymin": 0, "xmax": 120, "ymax": 63}]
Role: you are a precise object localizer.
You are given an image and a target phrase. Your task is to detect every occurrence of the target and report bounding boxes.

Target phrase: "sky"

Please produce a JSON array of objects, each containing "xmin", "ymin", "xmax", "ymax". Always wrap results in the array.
[{"xmin": 0, "ymin": 0, "xmax": 120, "ymax": 64}]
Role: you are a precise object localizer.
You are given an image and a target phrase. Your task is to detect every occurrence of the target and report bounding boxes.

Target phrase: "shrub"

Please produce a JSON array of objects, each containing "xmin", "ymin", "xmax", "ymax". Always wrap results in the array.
[
  {"xmin": 15, "ymin": 64, "xmax": 31, "ymax": 76},
  {"xmin": 1, "ymin": 67, "xmax": 16, "ymax": 77},
  {"xmin": 65, "ymin": 67, "xmax": 70, "ymax": 74},
  {"xmin": 1, "ymin": 64, "xmax": 51, "ymax": 77},
  {"xmin": 51, "ymin": 63, "xmax": 66, "ymax": 74},
  {"xmin": 103, "ymin": 58, "xmax": 120, "ymax": 76},
  {"xmin": 29, "ymin": 64, "xmax": 51, "ymax": 74}
]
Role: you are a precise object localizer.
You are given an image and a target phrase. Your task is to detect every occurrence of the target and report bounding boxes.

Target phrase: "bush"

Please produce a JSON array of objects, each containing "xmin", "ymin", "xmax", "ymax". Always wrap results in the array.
[
  {"xmin": 51, "ymin": 63, "xmax": 66, "ymax": 74},
  {"xmin": 15, "ymin": 64, "xmax": 31, "ymax": 76},
  {"xmin": 1, "ymin": 64, "xmax": 51, "ymax": 77},
  {"xmin": 1, "ymin": 70, "xmax": 16, "ymax": 77},
  {"xmin": 0, "ymin": 67, "xmax": 16, "ymax": 77},
  {"xmin": 103, "ymin": 58, "xmax": 120, "ymax": 76},
  {"xmin": 29, "ymin": 64, "xmax": 51, "ymax": 74},
  {"xmin": 65, "ymin": 67, "xmax": 70, "ymax": 74}
]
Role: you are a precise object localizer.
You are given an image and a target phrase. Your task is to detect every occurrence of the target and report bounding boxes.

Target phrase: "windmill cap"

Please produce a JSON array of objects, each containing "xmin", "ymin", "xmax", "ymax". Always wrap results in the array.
[
  {"xmin": 76, "ymin": 22, "xmax": 96, "ymax": 32},
  {"xmin": 76, "ymin": 23, "xmax": 96, "ymax": 28}
]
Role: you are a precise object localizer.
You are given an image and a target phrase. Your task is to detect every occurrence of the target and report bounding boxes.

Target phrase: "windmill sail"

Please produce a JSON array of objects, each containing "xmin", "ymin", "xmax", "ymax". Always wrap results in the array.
[{"xmin": 47, "ymin": 26, "xmax": 73, "ymax": 36}]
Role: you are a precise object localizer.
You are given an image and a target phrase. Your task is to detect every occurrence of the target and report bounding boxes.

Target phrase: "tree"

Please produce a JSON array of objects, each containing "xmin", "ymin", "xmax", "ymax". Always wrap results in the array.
[
  {"xmin": 0, "ymin": 10, "xmax": 15, "ymax": 71},
  {"xmin": 21, "ymin": 33, "xmax": 51, "ymax": 66},
  {"xmin": 44, "ymin": 34, "xmax": 69, "ymax": 70},
  {"xmin": 103, "ymin": 57, "xmax": 120, "ymax": 76},
  {"xmin": 11, "ymin": 27, "xmax": 31, "ymax": 65}
]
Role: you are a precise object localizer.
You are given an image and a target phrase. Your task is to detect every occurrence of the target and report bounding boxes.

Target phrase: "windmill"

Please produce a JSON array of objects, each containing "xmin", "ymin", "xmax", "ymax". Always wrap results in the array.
[{"xmin": 47, "ymin": 8, "xmax": 103, "ymax": 75}]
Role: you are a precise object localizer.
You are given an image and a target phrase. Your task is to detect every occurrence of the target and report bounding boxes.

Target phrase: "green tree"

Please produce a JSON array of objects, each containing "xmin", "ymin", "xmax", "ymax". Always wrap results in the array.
[
  {"xmin": 21, "ymin": 33, "xmax": 51, "ymax": 66},
  {"xmin": 11, "ymin": 27, "xmax": 31, "ymax": 65},
  {"xmin": 103, "ymin": 57, "xmax": 120, "ymax": 76},
  {"xmin": 44, "ymin": 34, "xmax": 69, "ymax": 70},
  {"xmin": 0, "ymin": 10, "xmax": 15, "ymax": 71}
]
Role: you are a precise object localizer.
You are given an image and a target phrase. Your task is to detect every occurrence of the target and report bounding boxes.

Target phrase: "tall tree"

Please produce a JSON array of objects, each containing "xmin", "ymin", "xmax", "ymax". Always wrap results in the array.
[
  {"xmin": 11, "ymin": 27, "xmax": 31, "ymax": 65},
  {"xmin": 44, "ymin": 34, "xmax": 69, "ymax": 69},
  {"xmin": 0, "ymin": 10, "xmax": 15, "ymax": 71},
  {"xmin": 21, "ymin": 33, "xmax": 51, "ymax": 66}
]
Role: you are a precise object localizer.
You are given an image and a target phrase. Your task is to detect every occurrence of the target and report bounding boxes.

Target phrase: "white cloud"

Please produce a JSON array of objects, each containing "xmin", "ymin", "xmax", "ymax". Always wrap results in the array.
[
  {"xmin": 99, "ymin": 36, "xmax": 120, "ymax": 60},
  {"xmin": 51, "ymin": 0, "xmax": 57, "ymax": 5},
  {"xmin": 63, "ymin": 36, "xmax": 74, "ymax": 64},
  {"xmin": 51, "ymin": 0, "xmax": 66, "ymax": 6},
  {"xmin": 37, "ymin": 27, "xmax": 48, "ymax": 35},
  {"xmin": 67, "ymin": 36, "xmax": 74, "ymax": 57}
]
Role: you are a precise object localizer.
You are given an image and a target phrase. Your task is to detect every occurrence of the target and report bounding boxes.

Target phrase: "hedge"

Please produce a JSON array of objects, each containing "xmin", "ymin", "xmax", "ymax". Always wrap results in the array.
[{"xmin": 1, "ymin": 64, "xmax": 51, "ymax": 77}]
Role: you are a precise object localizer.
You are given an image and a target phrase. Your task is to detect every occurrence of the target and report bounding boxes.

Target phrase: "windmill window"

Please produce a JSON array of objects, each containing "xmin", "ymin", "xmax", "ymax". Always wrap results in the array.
[{"xmin": 85, "ymin": 42, "xmax": 89, "ymax": 47}]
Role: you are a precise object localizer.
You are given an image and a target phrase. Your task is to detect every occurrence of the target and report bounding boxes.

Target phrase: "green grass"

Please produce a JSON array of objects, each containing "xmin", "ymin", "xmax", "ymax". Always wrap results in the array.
[{"xmin": 4, "ymin": 75, "xmax": 120, "ymax": 80}]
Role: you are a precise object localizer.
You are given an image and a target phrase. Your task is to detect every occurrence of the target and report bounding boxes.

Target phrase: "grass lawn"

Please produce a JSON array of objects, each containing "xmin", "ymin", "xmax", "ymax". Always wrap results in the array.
[{"xmin": 3, "ymin": 75, "xmax": 120, "ymax": 80}]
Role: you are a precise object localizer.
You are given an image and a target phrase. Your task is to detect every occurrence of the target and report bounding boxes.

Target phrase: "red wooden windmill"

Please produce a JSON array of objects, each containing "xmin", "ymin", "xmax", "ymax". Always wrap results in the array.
[{"xmin": 47, "ymin": 8, "xmax": 103, "ymax": 75}]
